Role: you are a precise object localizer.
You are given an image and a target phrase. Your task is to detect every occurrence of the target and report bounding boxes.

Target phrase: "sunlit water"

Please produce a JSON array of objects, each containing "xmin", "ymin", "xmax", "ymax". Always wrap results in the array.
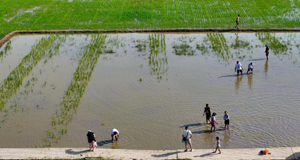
[{"xmin": 0, "ymin": 33, "xmax": 300, "ymax": 149}]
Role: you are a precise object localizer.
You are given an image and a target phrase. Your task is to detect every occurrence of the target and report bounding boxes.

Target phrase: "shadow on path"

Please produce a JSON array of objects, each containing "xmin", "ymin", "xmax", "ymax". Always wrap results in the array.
[
  {"xmin": 65, "ymin": 149, "xmax": 90, "ymax": 155},
  {"xmin": 195, "ymin": 152, "xmax": 214, "ymax": 158},
  {"xmin": 286, "ymin": 151, "xmax": 299, "ymax": 159},
  {"xmin": 151, "ymin": 151, "xmax": 177, "ymax": 158},
  {"xmin": 97, "ymin": 139, "xmax": 112, "ymax": 147}
]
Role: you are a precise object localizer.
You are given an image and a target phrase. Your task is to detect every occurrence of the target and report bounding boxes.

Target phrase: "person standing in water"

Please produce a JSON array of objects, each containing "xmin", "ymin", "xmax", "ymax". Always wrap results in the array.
[
  {"xmin": 223, "ymin": 111, "xmax": 230, "ymax": 130},
  {"xmin": 235, "ymin": 61, "xmax": 243, "ymax": 75},
  {"xmin": 203, "ymin": 104, "xmax": 212, "ymax": 124},
  {"xmin": 265, "ymin": 45, "xmax": 269, "ymax": 60},
  {"xmin": 235, "ymin": 14, "xmax": 240, "ymax": 29},
  {"xmin": 247, "ymin": 62, "xmax": 254, "ymax": 74},
  {"xmin": 87, "ymin": 130, "xmax": 96, "ymax": 151},
  {"xmin": 211, "ymin": 112, "xmax": 218, "ymax": 132}
]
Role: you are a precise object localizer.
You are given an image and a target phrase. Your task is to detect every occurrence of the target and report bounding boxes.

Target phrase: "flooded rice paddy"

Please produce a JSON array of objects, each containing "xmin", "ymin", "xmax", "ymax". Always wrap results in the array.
[{"xmin": 0, "ymin": 32, "xmax": 300, "ymax": 149}]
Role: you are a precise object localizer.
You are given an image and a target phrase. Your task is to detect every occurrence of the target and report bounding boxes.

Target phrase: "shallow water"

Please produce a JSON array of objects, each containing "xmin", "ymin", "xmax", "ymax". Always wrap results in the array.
[{"xmin": 0, "ymin": 33, "xmax": 300, "ymax": 149}]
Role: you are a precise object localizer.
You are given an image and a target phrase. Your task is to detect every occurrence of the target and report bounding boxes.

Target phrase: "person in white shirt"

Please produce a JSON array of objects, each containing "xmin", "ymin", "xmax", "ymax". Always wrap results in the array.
[
  {"xmin": 182, "ymin": 126, "xmax": 193, "ymax": 152},
  {"xmin": 111, "ymin": 128, "xmax": 119, "ymax": 142},
  {"xmin": 247, "ymin": 62, "xmax": 254, "ymax": 74},
  {"xmin": 235, "ymin": 61, "xmax": 243, "ymax": 75}
]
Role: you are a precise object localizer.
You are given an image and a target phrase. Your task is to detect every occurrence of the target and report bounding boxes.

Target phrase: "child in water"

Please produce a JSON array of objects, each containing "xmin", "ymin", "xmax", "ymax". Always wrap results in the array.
[
  {"xmin": 211, "ymin": 112, "xmax": 218, "ymax": 132},
  {"xmin": 213, "ymin": 137, "xmax": 221, "ymax": 154}
]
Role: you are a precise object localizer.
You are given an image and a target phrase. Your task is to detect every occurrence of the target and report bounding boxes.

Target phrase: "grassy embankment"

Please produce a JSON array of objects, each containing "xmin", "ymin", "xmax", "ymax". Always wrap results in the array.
[{"xmin": 1, "ymin": 0, "xmax": 300, "ymax": 39}]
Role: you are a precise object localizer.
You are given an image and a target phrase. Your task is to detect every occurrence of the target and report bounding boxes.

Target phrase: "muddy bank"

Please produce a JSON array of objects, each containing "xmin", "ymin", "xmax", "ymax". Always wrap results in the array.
[{"xmin": 1, "ymin": 28, "xmax": 300, "ymax": 48}]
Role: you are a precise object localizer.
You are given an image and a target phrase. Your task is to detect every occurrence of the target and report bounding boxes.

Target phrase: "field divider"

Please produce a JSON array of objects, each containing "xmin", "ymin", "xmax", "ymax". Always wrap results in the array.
[{"xmin": 2, "ymin": 28, "xmax": 300, "ymax": 48}]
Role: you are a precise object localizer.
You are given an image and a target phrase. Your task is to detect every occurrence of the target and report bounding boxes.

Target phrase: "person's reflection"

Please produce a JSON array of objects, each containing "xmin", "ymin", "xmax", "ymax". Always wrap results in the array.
[
  {"xmin": 112, "ymin": 142, "xmax": 119, "ymax": 149},
  {"xmin": 247, "ymin": 74, "xmax": 253, "ymax": 89},
  {"xmin": 222, "ymin": 130, "xmax": 230, "ymax": 148},
  {"xmin": 202, "ymin": 125, "xmax": 215, "ymax": 148},
  {"xmin": 235, "ymin": 32, "xmax": 239, "ymax": 44},
  {"xmin": 235, "ymin": 75, "xmax": 243, "ymax": 92},
  {"xmin": 264, "ymin": 60, "xmax": 268, "ymax": 75}
]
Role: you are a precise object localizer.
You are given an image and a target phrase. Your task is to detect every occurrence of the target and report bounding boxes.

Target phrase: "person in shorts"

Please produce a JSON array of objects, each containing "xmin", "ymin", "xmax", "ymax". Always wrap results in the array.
[
  {"xmin": 213, "ymin": 137, "xmax": 221, "ymax": 154},
  {"xmin": 265, "ymin": 45, "xmax": 269, "ymax": 60},
  {"xmin": 182, "ymin": 126, "xmax": 193, "ymax": 152},
  {"xmin": 235, "ymin": 14, "xmax": 240, "ymax": 29},
  {"xmin": 235, "ymin": 61, "xmax": 243, "ymax": 75},
  {"xmin": 247, "ymin": 62, "xmax": 254, "ymax": 74},
  {"xmin": 86, "ymin": 130, "xmax": 96, "ymax": 151},
  {"xmin": 223, "ymin": 111, "xmax": 230, "ymax": 130},
  {"xmin": 211, "ymin": 112, "xmax": 218, "ymax": 132},
  {"xmin": 203, "ymin": 104, "xmax": 212, "ymax": 124},
  {"xmin": 111, "ymin": 128, "xmax": 120, "ymax": 142}
]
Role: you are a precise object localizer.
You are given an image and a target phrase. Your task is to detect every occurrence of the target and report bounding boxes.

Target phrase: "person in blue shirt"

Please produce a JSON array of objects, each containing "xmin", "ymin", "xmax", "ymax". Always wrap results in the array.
[{"xmin": 223, "ymin": 111, "xmax": 230, "ymax": 130}]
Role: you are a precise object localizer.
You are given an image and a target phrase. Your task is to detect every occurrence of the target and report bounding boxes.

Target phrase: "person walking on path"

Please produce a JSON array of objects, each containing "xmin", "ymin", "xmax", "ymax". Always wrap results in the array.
[
  {"xmin": 213, "ymin": 137, "xmax": 221, "ymax": 154},
  {"xmin": 235, "ymin": 61, "xmax": 243, "ymax": 75},
  {"xmin": 211, "ymin": 113, "xmax": 218, "ymax": 132},
  {"xmin": 265, "ymin": 45, "xmax": 269, "ymax": 60},
  {"xmin": 182, "ymin": 126, "xmax": 193, "ymax": 152},
  {"xmin": 235, "ymin": 14, "xmax": 240, "ymax": 29},
  {"xmin": 87, "ymin": 130, "xmax": 96, "ymax": 151},
  {"xmin": 203, "ymin": 104, "xmax": 212, "ymax": 124},
  {"xmin": 223, "ymin": 111, "xmax": 230, "ymax": 130},
  {"xmin": 111, "ymin": 128, "xmax": 120, "ymax": 142},
  {"xmin": 247, "ymin": 62, "xmax": 254, "ymax": 74}
]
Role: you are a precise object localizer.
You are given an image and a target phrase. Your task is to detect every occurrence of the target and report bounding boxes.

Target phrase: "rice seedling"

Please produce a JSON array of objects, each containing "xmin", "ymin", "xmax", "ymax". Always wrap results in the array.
[
  {"xmin": 43, "ymin": 34, "xmax": 107, "ymax": 146},
  {"xmin": 256, "ymin": 32, "xmax": 288, "ymax": 55},
  {"xmin": 207, "ymin": 33, "xmax": 231, "ymax": 63}
]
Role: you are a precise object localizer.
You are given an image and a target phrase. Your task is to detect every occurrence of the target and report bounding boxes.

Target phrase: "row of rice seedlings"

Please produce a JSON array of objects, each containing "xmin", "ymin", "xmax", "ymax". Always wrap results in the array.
[
  {"xmin": 149, "ymin": 34, "xmax": 168, "ymax": 82},
  {"xmin": 43, "ymin": 34, "xmax": 107, "ymax": 147},
  {"xmin": 0, "ymin": 41, "xmax": 11, "ymax": 57},
  {"xmin": 172, "ymin": 36, "xmax": 196, "ymax": 56},
  {"xmin": 207, "ymin": 33, "xmax": 231, "ymax": 63},
  {"xmin": 0, "ymin": 35, "xmax": 60, "ymax": 112},
  {"xmin": 255, "ymin": 33, "xmax": 287, "ymax": 55}
]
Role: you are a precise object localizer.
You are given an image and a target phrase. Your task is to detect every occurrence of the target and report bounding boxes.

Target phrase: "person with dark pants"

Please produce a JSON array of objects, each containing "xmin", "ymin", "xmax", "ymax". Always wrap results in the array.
[
  {"xmin": 235, "ymin": 61, "xmax": 243, "ymax": 75},
  {"xmin": 235, "ymin": 14, "xmax": 240, "ymax": 29},
  {"xmin": 265, "ymin": 45, "xmax": 269, "ymax": 60},
  {"xmin": 223, "ymin": 111, "xmax": 230, "ymax": 130},
  {"xmin": 111, "ymin": 128, "xmax": 120, "ymax": 142},
  {"xmin": 87, "ymin": 130, "xmax": 96, "ymax": 151},
  {"xmin": 203, "ymin": 104, "xmax": 212, "ymax": 124}
]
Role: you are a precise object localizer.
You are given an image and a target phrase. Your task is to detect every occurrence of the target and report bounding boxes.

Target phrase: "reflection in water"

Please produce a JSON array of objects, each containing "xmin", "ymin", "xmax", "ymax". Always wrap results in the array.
[
  {"xmin": 149, "ymin": 34, "xmax": 168, "ymax": 82},
  {"xmin": 222, "ymin": 131, "xmax": 230, "ymax": 148},
  {"xmin": 235, "ymin": 75, "xmax": 243, "ymax": 92},
  {"xmin": 207, "ymin": 33, "xmax": 231, "ymax": 63},
  {"xmin": 256, "ymin": 33, "xmax": 288, "ymax": 55},
  {"xmin": 247, "ymin": 74, "xmax": 253, "ymax": 89},
  {"xmin": 112, "ymin": 142, "xmax": 120, "ymax": 149},
  {"xmin": 235, "ymin": 33, "xmax": 239, "ymax": 44},
  {"xmin": 264, "ymin": 60, "xmax": 268, "ymax": 75}
]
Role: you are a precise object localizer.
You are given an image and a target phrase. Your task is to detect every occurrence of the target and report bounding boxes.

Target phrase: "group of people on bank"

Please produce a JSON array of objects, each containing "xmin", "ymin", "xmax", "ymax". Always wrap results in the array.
[
  {"xmin": 86, "ymin": 128, "xmax": 119, "ymax": 151},
  {"xmin": 182, "ymin": 104, "xmax": 229, "ymax": 154}
]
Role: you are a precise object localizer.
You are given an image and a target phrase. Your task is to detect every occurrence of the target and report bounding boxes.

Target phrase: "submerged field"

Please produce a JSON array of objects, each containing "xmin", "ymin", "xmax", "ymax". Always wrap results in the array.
[
  {"xmin": 0, "ymin": 32, "xmax": 300, "ymax": 149},
  {"xmin": 1, "ymin": 0, "xmax": 300, "ymax": 39}
]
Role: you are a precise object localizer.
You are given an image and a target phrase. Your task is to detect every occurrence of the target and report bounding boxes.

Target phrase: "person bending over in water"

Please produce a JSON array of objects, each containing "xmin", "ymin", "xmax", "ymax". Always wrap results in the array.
[
  {"xmin": 247, "ymin": 62, "xmax": 254, "ymax": 74},
  {"xmin": 211, "ymin": 112, "xmax": 218, "ymax": 132},
  {"xmin": 111, "ymin": 128, "xmax": 119, "ymax": 142},
  {"xmin": 203, "ymin": 104, "xmax": 212, "ymax": 124},
  {"xmin": 235, "ymin": 61, "xmax": 243, "ymax": 75},
  {"xmin": 87, "ymin": 130, "xmax": 96, "ymax": 151}
]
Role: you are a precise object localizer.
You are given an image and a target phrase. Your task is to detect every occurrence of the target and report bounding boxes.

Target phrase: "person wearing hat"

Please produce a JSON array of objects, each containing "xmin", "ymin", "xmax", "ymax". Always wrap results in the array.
[
  {"xmin": 247, "ymin": 62, "xmax": 254, "ymax": 74},
  {"xmin": 86, "ymin": 130, "xmax": 96, "ymax": 151},
  {"xmin": 211, "ymin": 112, "xmax": 218, "ymax": 132},
  {"xmin": 111, "ymin": 128, "xmax": 119, "ymax": 142}
]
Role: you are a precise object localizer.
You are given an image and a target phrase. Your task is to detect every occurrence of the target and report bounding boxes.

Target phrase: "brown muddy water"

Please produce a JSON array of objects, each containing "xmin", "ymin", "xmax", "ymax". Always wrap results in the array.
[{"xmin": 0, "ymin": 33, "xmax": 300, "ymax": 150}]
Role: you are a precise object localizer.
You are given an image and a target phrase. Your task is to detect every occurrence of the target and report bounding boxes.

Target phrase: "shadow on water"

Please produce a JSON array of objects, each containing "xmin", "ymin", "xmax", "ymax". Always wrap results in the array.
[
  {"xmin": 65, "ymin": 149, "xmax": 90, "ymax": 155},
  {"xmin": 219, "ymin": 73, "xmax": 251, "ymax": 78},
  {"xmin": 247, "ymin": 58, "xmax": 266, "ymax": 61},
  {"xmin": 180, "ymin": 123, "xmax": 206, "ymax": 128},
  {"xmin": 193, "ymin": 128, "xmax": 223, "ymax": 134},
  {"xmin": 96, "ymin": 139, "xmax": 112, "ymax": 147},
  {"xmin": 151, "ymin": 151, "xmax": 178, "ymax": 158}
]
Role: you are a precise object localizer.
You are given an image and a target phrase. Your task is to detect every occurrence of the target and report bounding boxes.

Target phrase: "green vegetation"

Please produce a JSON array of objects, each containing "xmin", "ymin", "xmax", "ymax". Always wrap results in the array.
[
  {"xmin": 44, "ymin": 34, "xmax": 107, "ymax": 147},
  {"xmin": 256, "ymin": 32, "xmax": 288, "ymax": 55},
  {"xmin": 1, "ymin": 0, "xmax": 300, "ymax": 39},
  {"xmin": 0, "ymin": 35, "xmax": 61, "ymax": 111},
  {"xmin": 173, "ymin": 36, "xmax": 195, "ymax": 56},
  {"xmin": 207, "ymin": 33, "xmax": 231, "ymax": 63}
]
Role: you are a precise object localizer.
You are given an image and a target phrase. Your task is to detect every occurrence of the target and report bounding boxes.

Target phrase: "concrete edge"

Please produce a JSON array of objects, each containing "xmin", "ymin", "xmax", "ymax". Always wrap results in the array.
[
  {"xmin": 1, "ymin": 28, "xmax": 300, "ymax": 48},
  {"xmin": 0, "ymin": 147, "xmax": 299, "ymax": 159}
]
